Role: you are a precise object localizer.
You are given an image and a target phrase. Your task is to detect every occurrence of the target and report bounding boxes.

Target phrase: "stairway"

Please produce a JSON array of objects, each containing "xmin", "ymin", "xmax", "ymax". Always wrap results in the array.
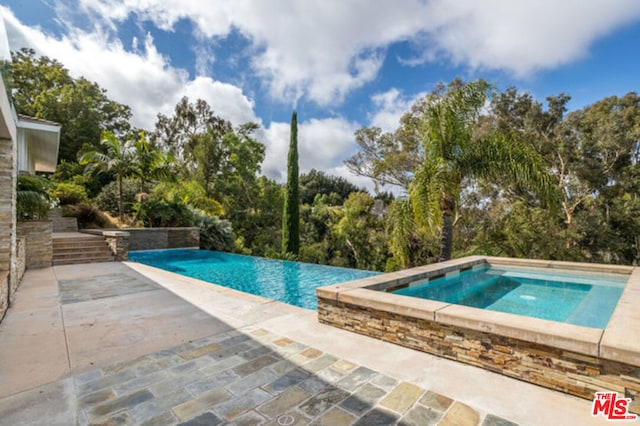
[{"xmin": 52, "ymin": 233, "xmax": 115, "ymax": 265}]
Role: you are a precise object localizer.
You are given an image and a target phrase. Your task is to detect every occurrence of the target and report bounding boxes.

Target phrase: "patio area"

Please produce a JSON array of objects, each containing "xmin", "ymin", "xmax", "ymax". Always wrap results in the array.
[{"xmin": 0, "ymin": 261, "xmax": 608, "ymax": 425}]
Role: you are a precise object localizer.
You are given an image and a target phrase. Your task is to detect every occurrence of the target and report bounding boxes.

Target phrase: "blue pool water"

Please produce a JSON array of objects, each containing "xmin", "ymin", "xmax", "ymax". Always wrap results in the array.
[
  {"xmin": 129, "ymin": 249, "xmax": 380, "ymax": 310},
  {"xmin": 393, "ymin": 266, "xmax": 627, "ymax": 328}
]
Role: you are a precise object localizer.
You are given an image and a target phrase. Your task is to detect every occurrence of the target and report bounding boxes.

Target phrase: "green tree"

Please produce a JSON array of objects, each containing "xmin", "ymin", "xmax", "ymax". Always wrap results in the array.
[
  {"xmin": 349, "ymin": 80, "xmax": 557, "ymax": 265},
  {"xmin": 385, "ymin": 198, "xmax": 435, "ymax": 269},
  {"xmin": 11, "ymin": 48, "xmax": 131, "ymax": 163},
  {"xmin": 333, "ymin": 192, "xmax": 388, "ymax": 270},
  {"xmin": 409, "ymin": 80, "xmax": 556, "ymax": 261},
  {"xmin": 152, "ymin": 180, "xmax": 224, "ymax": 216},
  {"xmin": 129, "ymin": 130, "xmax": 174, "ymax": 192},
  {"xmin": 79, "ymin": 131, "xmax": 134, "ymax": 221},
  {"xmin": 567, "ymin": 93, "xmax": 640, "ymax": 264},
  {"xmin": 193, "ymin": 128, "xmax": 227, "ymax": 197},
  {"xmin": 236, "ymin": 177, "xmax": 284, "ymax": 256},
  {"xmin": 152, "ymin": 96, "xmax": 232, "ymax": 166},
  {"xmin": 346, "ymin": 126, "xmax": 420, "ymax": 192},
  {"xmin": 299, "ymin": 169, "xmax": 363, "ymax": 205},
  {"xmin": 282, "ymin": 111, "xmax": 300, "ymax": 256}
]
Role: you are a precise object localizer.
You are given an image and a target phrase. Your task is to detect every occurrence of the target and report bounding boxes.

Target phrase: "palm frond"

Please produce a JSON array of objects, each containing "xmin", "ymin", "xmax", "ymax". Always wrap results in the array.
[{"xmin": 463, "ymin": 132, "xmax": 559, "ymax": 208}]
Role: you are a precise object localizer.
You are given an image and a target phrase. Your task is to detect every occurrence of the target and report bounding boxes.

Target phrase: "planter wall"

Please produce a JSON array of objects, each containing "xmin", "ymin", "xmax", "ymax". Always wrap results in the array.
[{"xmin": 17, "ymin": 221, "xmax": 53, "ymax": 269}]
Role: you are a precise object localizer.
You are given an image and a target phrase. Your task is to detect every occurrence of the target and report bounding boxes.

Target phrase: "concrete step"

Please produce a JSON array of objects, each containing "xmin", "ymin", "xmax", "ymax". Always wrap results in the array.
[
  {"xmin": 52, "ymin": 236, "xmax": 106, "ymax": 243},
  {"xmin": 52, "ymin": 234, "xmax": 114, "ymax": 265},
  {"xmin": 53, "ymin": 247, "xmax": 111, "ymax": 254},
  {"xmin": 53, "ymin": 250, "xmax": 113, "ymax": 259},
  {"xmin": 53, "ymin": 241, "xmax": 109, "ymax": 250},
  {"xmin": 53, "ymin": 256, "xmax": 115, "ymax": 266}
]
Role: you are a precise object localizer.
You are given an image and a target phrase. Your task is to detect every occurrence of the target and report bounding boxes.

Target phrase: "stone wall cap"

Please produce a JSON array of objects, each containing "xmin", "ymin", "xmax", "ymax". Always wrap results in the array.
[
  {"xmin": 436, "ymin": 304, "xmax": 602, "ymax": 356},
  {"xmin": 102, "ymin": 231, "xmax": 130, "ymax": 237}
]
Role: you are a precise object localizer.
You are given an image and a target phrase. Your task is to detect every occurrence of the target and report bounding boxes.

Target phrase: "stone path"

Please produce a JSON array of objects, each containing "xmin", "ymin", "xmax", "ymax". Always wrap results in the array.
[
  {"xmin": 68, "ymin": 326, "xmax": 517, "ymax": 425},
  {"xmin": 1, "ymin": 262, "xmax": 605, "ymax": 425}
]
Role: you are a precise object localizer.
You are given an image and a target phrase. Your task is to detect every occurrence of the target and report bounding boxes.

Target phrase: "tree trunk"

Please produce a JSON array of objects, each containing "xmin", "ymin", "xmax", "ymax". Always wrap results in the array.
[{"xmin": 439, "ymin": 194, "xmax": 455, "ymax": 261}]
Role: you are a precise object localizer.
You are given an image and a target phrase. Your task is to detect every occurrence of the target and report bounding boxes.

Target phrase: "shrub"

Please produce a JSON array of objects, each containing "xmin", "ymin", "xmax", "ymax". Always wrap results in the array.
[
  {"xmin": 17, "ymin": 174, "xmax": 50, "ymax": 221},
  {"xmin": 50, "ymin": 182, "xmax": 89, "ymax": 205},
  {"xmin": 93, "ymin": 178, "xmax": 140, "ymax": 217},
  {"xmin": 191, "ymin": 210, "xmax": 235, "ymax": 251},
  {"xmin": 62, "ymin": 204, "xmax": 118, "ymax": 229},
  {"xmin": 138, "ymin": 199, "xmax": 194, "ymax": 227}
]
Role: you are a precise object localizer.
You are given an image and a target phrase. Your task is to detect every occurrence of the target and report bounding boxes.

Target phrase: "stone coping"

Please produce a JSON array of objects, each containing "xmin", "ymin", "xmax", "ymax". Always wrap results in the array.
[
  {"xmin": 82, "ymin": 227, "xmax": 199, "ymax": 234},
  {"xmin": 316, "ymin": 256, "xmax": 639, "ymax": 365},
  {"xmin": 101, "ymin": 231, "xmax": 130, "ymax": 237}
]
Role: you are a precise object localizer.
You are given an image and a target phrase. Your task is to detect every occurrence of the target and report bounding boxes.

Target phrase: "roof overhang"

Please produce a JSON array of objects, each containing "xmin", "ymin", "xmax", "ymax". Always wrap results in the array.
[{"xmin": 17, "ymin": 115, "xmax": 61, "ymax": 173}]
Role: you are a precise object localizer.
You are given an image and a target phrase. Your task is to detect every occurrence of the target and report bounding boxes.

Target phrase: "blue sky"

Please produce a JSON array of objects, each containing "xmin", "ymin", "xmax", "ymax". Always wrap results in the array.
[{"xmin": 1, "ymin": 1, "xmax": 640, "ymax": 190}]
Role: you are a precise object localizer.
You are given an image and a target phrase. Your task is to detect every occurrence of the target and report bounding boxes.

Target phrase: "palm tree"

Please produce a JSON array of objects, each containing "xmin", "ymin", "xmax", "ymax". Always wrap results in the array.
[
  {"xmin": 129, "ymin": 130, "xmax": 175, "ymax": 192},
  {"xmin": 79, "ymin": 130, "xmax": 134, "ymax": 221},
  {"xmin": 404, "ymin": 80, "xmax": 556, "ymax": 262}
]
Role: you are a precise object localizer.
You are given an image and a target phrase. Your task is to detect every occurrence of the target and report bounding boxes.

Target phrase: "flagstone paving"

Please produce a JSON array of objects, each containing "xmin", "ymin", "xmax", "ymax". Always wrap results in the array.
[
  {"xmin": 70, "ymin": 326, "xmax": 516, "ymax": 425},
  {"xmin": 0, "ymin": 261, "xmax": 608, "ymax": 425}
]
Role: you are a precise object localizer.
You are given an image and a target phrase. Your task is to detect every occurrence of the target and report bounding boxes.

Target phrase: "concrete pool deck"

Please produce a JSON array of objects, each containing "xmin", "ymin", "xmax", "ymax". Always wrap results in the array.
[{"xmin": 0, "ymin": 261, "xmax": 611, "ymax": 425}]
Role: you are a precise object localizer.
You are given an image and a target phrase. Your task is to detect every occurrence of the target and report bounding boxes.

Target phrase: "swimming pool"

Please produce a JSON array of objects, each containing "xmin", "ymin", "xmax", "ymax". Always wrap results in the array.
[
  {"xmin": 129, "ymin": 249, "xmax": 380, "ymax": 310},
  {"xmin": 392, "ymin": 265, "xmax": 626, "ymax": 328}
]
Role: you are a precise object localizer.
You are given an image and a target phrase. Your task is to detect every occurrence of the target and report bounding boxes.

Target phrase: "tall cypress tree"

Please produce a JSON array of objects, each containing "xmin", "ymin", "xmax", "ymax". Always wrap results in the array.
[{"xmin": 282, "ymin": 111, "xmax": 300, "ymax": 256}]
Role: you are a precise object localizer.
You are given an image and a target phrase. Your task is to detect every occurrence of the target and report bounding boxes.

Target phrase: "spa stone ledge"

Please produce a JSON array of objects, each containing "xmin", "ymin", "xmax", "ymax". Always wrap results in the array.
[
  {"xmin": 337, "ymin": 288, "xmax": 449, "ymax": 321},
  {"xmin": 315, "ymin": 256, "xmax": 487, "ymax": 301},
  {"xmin": 599, "ymin": 266, "xmax": 640, "ymax": 366},
  {"xmin": 434, "ymin": 304, "xmax": 603, "ymax": 356},
  {"xmin": 486, "ymin": 256, "xmax": 634, "ymax": 275}
]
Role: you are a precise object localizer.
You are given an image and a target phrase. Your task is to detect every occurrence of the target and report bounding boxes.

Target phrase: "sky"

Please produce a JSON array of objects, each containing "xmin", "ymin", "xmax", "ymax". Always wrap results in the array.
[{"xmin": 1, "ymin": 1, "xmax": 640, "ymax": 192}]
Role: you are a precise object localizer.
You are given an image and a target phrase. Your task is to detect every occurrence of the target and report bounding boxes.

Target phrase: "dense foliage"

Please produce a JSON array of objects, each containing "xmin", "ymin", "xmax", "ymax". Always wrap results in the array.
[
  {"xmin": 16, "ymin": 175, "xmax": 50, "ymax": 221},
  {"xmin": 11, "ymin": 50, "xmax": 640, "ymax": 269}
]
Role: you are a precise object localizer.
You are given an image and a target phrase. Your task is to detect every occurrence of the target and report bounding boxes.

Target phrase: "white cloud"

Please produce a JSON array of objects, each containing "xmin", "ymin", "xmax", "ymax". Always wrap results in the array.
[
  {"xmin": 369, "ymin": 88, "xmax": 428, "ymax": 133},
  {"xmin": 72, "ymin": 0, "xmax": 431, "ymax": 106},
  {"xmin": 69, "ymin": 0, "xmax": 640, "ymax": 104},
  {"xmin": 260, "ymin": 116, "xmax": 360, "ymax": 183},
  {"xmin": 407, "ymin": 0, "xmax": 640, "ymax": 77},
  {"xmin": 260, "ymin": 116, "xmax": 380, "ymax": 193},
  {"xmin": 1, "ymin": 6, "xmax": 258, "ymax": 131},
  {"xmin": 3, "ymin": 0, "xmax": 640, "ymax": 193}
]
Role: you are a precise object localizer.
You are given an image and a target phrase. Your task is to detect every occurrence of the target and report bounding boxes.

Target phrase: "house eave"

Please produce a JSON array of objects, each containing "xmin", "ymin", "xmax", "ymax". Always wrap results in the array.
[{"xmin": 17, "ymin": 116, "xmax": 61, "ymax": 173}]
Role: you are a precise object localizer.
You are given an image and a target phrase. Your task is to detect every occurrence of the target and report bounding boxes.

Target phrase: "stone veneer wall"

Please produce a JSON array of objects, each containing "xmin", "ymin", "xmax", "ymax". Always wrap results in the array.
[
  {"xmin": 318, "ymin": 298, "xmax": 640, "ymax": 414},
  {"xmin": 167, "ymin": 227, "xmax": 200, "ymax": 249},
  {"xmin": 0, "ymin": 136, "xmax": 15, "ymax": 269},
  {"xmin": 122, "ymin": 228, "xmax": 199, "ymax": 251},
  {"xmin": 17, "ymin": 221, "xmax": 53, "ymax": 269},
  {"xmin": 12, "ymin": 237, "xmax": 25, "ymax": 301},
  {"xmin": 104, "ymin": 231, "xmax": 129, "ymax": 261},
  {"xmin": 0, "ymin": 133, "xmax": 17, "ymax": 322},
  {"xmin": 48, "ymin": 208, "xmax": 78, "ymax": 232},
  {"xmin": 0, "ymin": 272, "xmax": 7, "ymax": 322}
]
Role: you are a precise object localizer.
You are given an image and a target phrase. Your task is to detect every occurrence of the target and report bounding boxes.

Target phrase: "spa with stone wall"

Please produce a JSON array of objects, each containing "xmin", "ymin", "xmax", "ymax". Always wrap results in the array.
[{"xmin": 317, "ymin": 257, "xmax": 640, "ymax": 413}]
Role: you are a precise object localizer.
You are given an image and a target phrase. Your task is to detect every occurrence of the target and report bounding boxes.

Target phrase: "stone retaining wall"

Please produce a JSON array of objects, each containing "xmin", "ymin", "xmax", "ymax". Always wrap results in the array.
[
  {"xmin": 167, "ymin": 227, "xmax": 200, "ymax": 249},
  {"xmin": 127, "ymin": 227, "xmax": 199, "ymax": 250},
  {"xmin": 0, "ymin": 271, "xmax": 7, "ymax": 322},
  {"xmin": 0, "ymin": 134, "xmax": 15, "ymax": 274},
  {"xmin": 17, "ymin": 221, "xmax": 52, "ymax": 269},
  {"xmin": 317, "ymin": 298, "xmax": 640, "ymax": 414},
  {"xmin": 12, "ymin": 237, "xmax": 25, "ymax": 301},
  {"xmin": 48, "ymin": 208, "xmax": 78, "ymax": 232},
  {"xmin": 104, "ymin": 231, "xmax": 129, "ymax": 261},
  {"xmin": 86, "ymin": 227, "xmax": 200, "ymax": 251}
]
